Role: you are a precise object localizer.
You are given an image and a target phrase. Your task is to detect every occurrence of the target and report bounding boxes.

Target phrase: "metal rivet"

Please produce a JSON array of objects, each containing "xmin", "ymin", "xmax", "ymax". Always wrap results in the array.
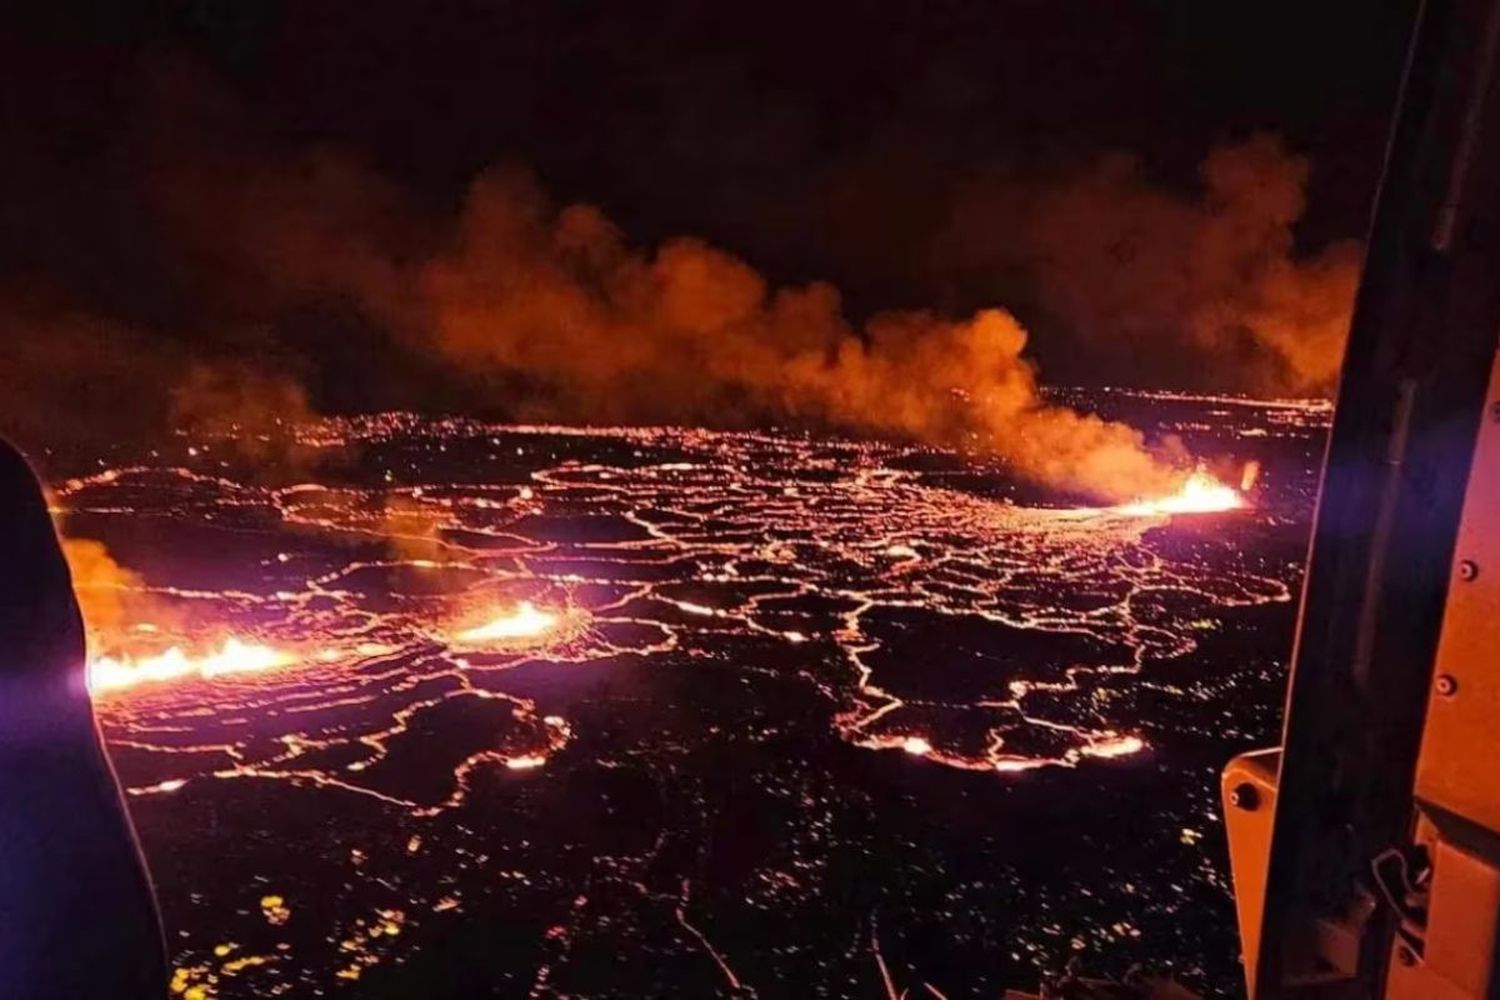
[
  {"xmin": 1459, "ymin": 560, "xmax": 1479, "ymax": 582},
  {"xmin": 1229, "ymin": 782, "xmax": 1260, "ymax": 811},
  {"xmin": 1436, "ymin": 674, "xmax": 1459, "ymax": 697}
]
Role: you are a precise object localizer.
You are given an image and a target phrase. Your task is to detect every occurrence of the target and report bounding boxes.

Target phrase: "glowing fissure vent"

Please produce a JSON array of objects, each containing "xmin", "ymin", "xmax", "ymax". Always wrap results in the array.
[
  {"xmin": 1110, "ymin": 470, "xmax": 1245, "ymax": 517},
  {"xmin": 89, "ymin": 637, "xmax": 294, "ymax": 695},
  {"xmin": 453, "ymin": 601, "xmax": 559, "ymax": 644}
]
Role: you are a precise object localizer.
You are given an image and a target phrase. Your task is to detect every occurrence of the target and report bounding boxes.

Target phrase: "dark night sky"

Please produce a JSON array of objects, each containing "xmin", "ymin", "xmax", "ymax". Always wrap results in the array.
[{"xmin": 0, "ymin": 0, "xmax": 1419, "ymax": 407}]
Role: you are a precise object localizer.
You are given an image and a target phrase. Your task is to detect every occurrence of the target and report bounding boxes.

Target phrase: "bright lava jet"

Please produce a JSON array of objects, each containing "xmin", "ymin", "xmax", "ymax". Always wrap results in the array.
[
  {"xmin": 89, "ymin": 636, "xmax": 294, "ymax": 695},
  {"xmin": 1109, "ymin": 470, "xmax": 1246, "ymax": 517},
  {"xmin": 453, "ymin": 601, "xmax": 561, "ymax": 644}
]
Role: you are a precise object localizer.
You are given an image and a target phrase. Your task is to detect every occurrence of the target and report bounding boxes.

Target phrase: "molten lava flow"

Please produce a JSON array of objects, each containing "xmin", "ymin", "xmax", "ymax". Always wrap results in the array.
[
  {"xmin": 453, "ymin": 601, "xmax": 559, "ymax": 644},
  {"xmin": 1110, "ymin": 470, "xmax": 1245, "ymax": 517},
  {"xmin": 89, "ymin": 637, "xmax": 294, "ymax": 695}
]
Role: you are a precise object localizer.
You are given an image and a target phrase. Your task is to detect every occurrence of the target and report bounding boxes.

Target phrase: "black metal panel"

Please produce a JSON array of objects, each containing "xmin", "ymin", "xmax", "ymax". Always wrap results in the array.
[{"xmin": 1257, "ymin": 0, "xmax": 1500, "ymax": 992}]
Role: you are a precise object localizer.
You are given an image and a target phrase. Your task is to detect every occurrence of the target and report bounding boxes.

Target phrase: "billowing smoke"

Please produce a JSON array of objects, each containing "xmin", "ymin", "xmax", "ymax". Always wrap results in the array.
[
  {"xmin": 937, "ymin": 135, "xmax": 1361, "ymax": 395},
  {"xmin": 407, "ymin": 171, "xmax": 1186, "ymax": 499},
  {"xmin": 2, "ymin": 78, "xmax": 1353, "ymax": 502},
  {"xmin": 132, "ymin": 138, "xmax": 1194, "ymax": 500}
]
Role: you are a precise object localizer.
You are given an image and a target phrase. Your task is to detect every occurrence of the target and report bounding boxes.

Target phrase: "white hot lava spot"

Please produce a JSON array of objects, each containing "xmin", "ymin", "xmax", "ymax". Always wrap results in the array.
[
  {"xmin": 504, "ymin": 754, "xmax": 548, "ymax": 770},
  {"xmin": 901, "ymin": 736, "xmax": 933, "ymax": 756},
  {"xmin": 126, "ymin": 778, "xmax": 189, "ymax": 798},
  {"xmin": 1082, "ymin": 734, "xmax": 1147, "ymax": 759}
]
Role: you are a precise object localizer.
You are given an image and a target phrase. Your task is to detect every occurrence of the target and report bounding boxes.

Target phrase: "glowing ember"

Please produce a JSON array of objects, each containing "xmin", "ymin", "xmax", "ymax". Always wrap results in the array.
[
  {"xmin": 1111, "ymin": 470, "xmax": 1245, "ymax": 517},
  {"xmin": 453, "ymin": 601, "xmax": 559, "ymax": 644},
  {"xmin": 89, "ymin": 637, "xmax": 294, "ymax": 695},
  {"xmin": 126, "ymin": 778, "xmax": 189, "ymax": 798},
  {"xmin": 259, "ymin": 895, "xmax": 291, "ymax": 927}
]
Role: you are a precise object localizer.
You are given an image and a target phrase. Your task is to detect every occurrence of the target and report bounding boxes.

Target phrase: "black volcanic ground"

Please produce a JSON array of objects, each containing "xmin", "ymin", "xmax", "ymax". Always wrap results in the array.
[{"xmin": 58, "ymin": 390, "xmax": 1328, "ymax": 998}]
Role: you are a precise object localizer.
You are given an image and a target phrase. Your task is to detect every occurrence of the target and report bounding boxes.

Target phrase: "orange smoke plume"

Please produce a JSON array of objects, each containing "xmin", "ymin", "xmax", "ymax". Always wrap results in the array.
[
  {"xmin": 30, "ymin": 86, "xmax": 1343, "ymax": 501},
  {"xmin": 412, "ymin": 172, "xmax": 1185, "ymax": 499},
  {"xmin": 938, "ymin": 135, "xmax": 1361, "ymax": 395}
]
